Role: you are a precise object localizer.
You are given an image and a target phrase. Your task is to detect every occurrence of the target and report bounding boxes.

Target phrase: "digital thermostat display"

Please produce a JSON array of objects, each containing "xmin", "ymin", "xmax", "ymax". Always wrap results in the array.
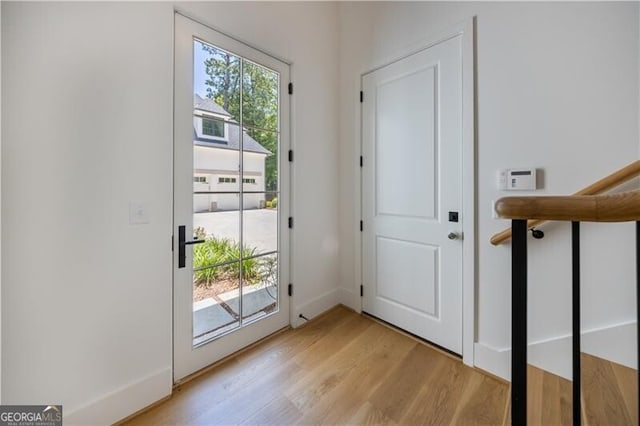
[{"xmin": 497, "ymin": 168, "xmax": 537, "ymax": 191}]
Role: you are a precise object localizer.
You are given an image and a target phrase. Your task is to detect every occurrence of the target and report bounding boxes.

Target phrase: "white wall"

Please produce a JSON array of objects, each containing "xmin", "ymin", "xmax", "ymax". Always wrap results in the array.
[
  {"xmin": 2, "ymin": 1, "xmax": 339, "ymax": 423},
  {"xmin": 337, "ymin": 2, "xmax": 640, "ymax": 380},
  {"xmin": 2, "ymin": 2, "xmax": 174, "ymax": 422}
]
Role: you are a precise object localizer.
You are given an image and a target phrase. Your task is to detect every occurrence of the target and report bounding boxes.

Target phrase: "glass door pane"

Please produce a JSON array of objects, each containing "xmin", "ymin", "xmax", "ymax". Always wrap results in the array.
[
  {"xmin": 242, "ymin": 192, "xmax": 278, "ymax": 255},
  {"xmin": 193, "ymin": 266, "xmax": 240, "ymax": 345},
  {"xmin": 242, "ymin": 128, "xmax": 278, "ymax": 256},
  {"xmin": 242, "ymin": 61, "xmax": 279, "ymax": 131},
  {"xmin": 192, "ymin": 39, "xmax": 243, "ymax": 344},
  {"xmin": 241, "ymin": 191, "xmax": 278, "ymax": 322},
  {"xmin": 243, "ymin": 128, "xmax": 278, "ymax": 193},
  {"xmin": 191, "ymin": 37, "xmax": 280, "ymax": 347},
  {"xmin": 194, "ymin": 39, "xmax": 240, "ymax": 122},
  {"xmin": 192, "ymin": 120, "xmax": 242, "ymax": 342},
  {"xmin": 241, "ymin": 253, "xmax": 278, "ymax": 323}
]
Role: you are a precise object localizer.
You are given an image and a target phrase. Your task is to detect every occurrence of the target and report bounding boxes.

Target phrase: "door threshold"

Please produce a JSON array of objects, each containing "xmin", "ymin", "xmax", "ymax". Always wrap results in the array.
[{"xmin": 361, "ymin": 311, "xmax": 461, "ymax": 361}]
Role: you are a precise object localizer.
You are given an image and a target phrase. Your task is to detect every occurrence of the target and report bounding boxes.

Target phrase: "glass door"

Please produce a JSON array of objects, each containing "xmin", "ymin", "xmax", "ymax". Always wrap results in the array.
[{"xmin": 173, "ymin": 13, "xmax": 290, "ymax": 381}]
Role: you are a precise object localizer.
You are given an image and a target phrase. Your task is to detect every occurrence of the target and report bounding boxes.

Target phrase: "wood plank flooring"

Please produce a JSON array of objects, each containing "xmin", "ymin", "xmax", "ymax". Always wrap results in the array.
[
  {"xmin": 123, "ymin": 306, "xmax": 637, "ymax": 425},
  {"xmin": 582, "ymin": 352, "xmax": 637, "ymax": 425},
  {"xmin": 525, "ymin": 364, "xmax": 572, "ymax": 425}
]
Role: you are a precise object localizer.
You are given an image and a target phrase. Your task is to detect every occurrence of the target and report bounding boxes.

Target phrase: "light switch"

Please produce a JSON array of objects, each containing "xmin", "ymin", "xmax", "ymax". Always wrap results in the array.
[{"xmin": 129, "ymin": 202, "xmax": 150, "ymax": 225}]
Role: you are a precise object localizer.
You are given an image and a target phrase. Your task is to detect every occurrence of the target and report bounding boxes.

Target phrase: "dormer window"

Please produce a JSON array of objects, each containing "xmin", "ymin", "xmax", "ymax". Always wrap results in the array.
[{"xmin": 202, "ymin": 117, "xmax": 225, "ymax": 138}]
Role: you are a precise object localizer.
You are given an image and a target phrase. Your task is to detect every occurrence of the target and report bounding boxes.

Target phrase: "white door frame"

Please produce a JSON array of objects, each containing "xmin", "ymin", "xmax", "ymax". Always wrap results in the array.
[{"xmin": 354, "ymin": 18, "xmax": 476, "ymax": 366}]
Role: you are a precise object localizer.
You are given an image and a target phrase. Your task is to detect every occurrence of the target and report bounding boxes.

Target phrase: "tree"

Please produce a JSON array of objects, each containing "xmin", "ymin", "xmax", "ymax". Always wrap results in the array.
[
  {"xmin": 243, "ymin": 62, "xmax": 278, "ymax": 192},
  {"xmin": 201, "ymin": 45, "xmax": 240, "ymax": 117},
  {"xmin": 202, "ymin": 44, "xmax": 279, "ymax": 192}
]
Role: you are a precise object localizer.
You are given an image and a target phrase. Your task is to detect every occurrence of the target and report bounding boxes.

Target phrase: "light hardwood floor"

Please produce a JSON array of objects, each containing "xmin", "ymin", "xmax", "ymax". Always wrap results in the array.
[
  {"xmin": 582, "ymin": 352, "xmax": 637, "ymax": 425},
  {"xmin": 123, "ymin": 306, "xmax": 636, "ymax": 425}
]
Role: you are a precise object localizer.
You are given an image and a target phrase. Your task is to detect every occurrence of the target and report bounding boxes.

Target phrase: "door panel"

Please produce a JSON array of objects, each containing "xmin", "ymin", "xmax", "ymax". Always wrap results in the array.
[
  {"xmin": 376, "ymin": 237, "xmax": 438, "ymax": 317},
  {"xmin": 174, "ymin": 13, "xmax": 290, "ymax": 381},
  {"xmin": 362, "ymin": 36, "xmax": 463, "ymax": 354},
  {"xmin": 376, "ymin": 65, "xmax": 437, "ymax": 220}
]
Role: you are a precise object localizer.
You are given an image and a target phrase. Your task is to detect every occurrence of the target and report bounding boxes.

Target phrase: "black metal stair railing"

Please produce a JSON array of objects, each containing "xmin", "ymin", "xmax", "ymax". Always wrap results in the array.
[{"xmin": 510, "ymin": 219, "xmax": 640, "ymax": 426}]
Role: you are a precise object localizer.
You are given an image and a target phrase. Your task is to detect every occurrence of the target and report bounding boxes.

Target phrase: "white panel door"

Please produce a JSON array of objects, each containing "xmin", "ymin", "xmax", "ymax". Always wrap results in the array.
[{"xmin": 362, "ymin": 35, "xmax": 463, "ymax": 354}]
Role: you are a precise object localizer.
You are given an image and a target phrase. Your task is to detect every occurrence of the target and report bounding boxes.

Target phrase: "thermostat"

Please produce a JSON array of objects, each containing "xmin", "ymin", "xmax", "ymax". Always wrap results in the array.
[{"xmin": 505, "ymin": 168, "xmax": 536, "ymax": 191}]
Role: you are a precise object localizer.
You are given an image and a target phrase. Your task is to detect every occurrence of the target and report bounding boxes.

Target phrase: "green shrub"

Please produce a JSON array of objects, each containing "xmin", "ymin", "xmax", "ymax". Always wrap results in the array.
[
  {"xmin": 241, "ymin": 255, "xmax": 260, "ymax": 282},
  {"xmin": 259, "ymin": 255, "xmax": 278, "ymax": 288},
  {"xmin": 271, "ymin": 198, "xmax": 277, "ymax": 208},
  {"xmin": 193, "ymin": 237, "xmax": 261, "ymax": 287},
  {"xmin": 266, "ymin": 200, "xmax": 272, "ymax": 208}
]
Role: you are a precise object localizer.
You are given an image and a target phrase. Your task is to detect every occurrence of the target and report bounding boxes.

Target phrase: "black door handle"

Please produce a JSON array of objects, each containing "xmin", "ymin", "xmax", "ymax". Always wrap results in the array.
[{"xmin": 178, "ymin": 225, "xmax": 206, "ymax": 268}]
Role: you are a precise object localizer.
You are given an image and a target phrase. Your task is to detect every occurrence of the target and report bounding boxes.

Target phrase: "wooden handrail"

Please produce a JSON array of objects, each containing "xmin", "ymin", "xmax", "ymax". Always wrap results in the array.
[
  {"xmin": 490, "ymin": 160, "xmax": 640, "ymax": 245},
  {"xmin": 495, "ymin": 190, "xmax": 640, "ymax": 222}
]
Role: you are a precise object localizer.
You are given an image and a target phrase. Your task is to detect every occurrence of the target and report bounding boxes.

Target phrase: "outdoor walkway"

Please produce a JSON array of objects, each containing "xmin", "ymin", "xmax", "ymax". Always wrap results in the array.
[{"xmin": 193, "ymin": 285, "xmax": 278, "ymax": 344}]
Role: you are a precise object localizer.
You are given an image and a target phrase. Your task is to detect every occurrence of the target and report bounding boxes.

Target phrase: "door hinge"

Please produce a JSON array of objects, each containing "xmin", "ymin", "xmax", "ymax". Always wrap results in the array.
[
  {"xmin": 360, "ymin": 285, "xmax": 363, "ymax": 297},
  {"xmin": 171, "ymin": 235, "xmax": 174, "ymax": 251},
  {"xmin": 360, "ymin": 220, "xmax": 363, "ymax": 232},
  {"xmin": 288, "ymin": 82, "xmax": 293, "ymax": 95},
  {"xmin": 288, "ymin": 217, "xmax": 294, "ymax": 229},
  {"xmin": 288, "ymin": 283, "xmax": 293, "ymax": 297},
  {"xmin": 360, "ymin": 91, "xmax": 364, "ymax": 103},
  {"xmin": 288, "ymin": 150, "xmax": 293, "ymax": 162},
  {"xmin": 360, "ymin": 156, "xmax": 363, "ymax": 168}
]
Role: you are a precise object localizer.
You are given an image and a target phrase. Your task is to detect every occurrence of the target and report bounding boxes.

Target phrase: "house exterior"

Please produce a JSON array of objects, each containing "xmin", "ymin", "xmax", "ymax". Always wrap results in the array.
[{"xmin": 193, "ymin": 94, "xmax": 270, "ymax": 212}]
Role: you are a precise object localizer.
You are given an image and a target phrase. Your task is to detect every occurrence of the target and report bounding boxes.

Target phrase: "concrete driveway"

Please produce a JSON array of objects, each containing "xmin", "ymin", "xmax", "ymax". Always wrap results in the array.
[{"xmin": 193, "ymin": 208, "xmax": 278, "ymax": 253}]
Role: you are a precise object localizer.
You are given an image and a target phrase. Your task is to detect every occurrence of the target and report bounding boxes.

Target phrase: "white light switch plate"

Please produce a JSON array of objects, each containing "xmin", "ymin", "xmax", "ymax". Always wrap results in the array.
[{"xmin": 129, "ymin": 202, "xmax": 150, "ymax": 225}]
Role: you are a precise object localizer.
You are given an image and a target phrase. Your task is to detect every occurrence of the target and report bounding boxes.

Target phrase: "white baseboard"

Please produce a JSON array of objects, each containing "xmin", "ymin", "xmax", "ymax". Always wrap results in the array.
[
  {"xmin": 474, "ymin": 321, "xmax": 637, "ymax": 381},
  {"xmin": 583, "ymin": 321, "xmax": 636, "ymax": 368},
  {"xmin": 65, "ymin": 366, "xmax": 172, "ymax": 425},
  {"xmin": 474, "ymin": 341, "xmax": 510, "ymax": 380},
  {"xmin": 291, "ymin": 288, "xmax": 340, "ymax": 328}
]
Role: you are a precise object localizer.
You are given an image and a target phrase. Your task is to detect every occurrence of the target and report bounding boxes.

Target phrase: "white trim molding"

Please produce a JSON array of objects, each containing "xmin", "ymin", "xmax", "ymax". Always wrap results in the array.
[
  {"xmin": 65, "ymin": 367, "xmax": 172, "ymax": 425},
  {"xmin": 474, "ymin": 321, "xmax": 637, "ymax": 381},
  {"xmin": 292, "ymin": 288, "xmax": 341, "ymax": 328}
]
